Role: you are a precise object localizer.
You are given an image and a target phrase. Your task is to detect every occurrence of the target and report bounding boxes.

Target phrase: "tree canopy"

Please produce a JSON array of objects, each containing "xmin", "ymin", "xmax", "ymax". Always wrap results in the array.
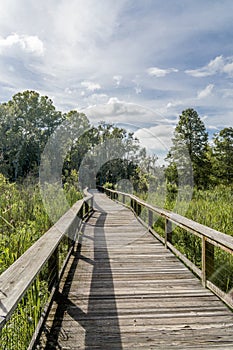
[
  {"xmin": 0, "ymin": 92, "xmax": 232, "ymax": 192},
  {"xmin": 0, "ymin": 91, "xmax": 63, "ymax": 180},
  {"xmin": 212, "ymin": 127, "xmax": 233, "ymax": 185},
  {"xmin": 166, "ymin": 108, "xmax": 210, "ymax": 188}
]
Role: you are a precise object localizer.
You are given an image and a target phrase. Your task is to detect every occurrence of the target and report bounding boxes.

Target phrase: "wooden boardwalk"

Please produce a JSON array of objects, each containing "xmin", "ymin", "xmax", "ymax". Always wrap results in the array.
[{"xmin": 37, "ymin": 191, "xmax": 233, "ymax": 349}]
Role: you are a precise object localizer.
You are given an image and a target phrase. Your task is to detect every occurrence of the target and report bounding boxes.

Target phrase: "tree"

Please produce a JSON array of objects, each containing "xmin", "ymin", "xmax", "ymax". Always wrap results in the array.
[
  {"xmin": 62, "ymin": 110, "xmax": 91, "ymax": 181},
  {"xmin": 166, "ymin": 108, "xmax": 209, "ymax": 188},
  {"xmin": 212, "ymin": 127, "xmax": 233, "ymax": 185},
  {"xmin": 68, "ymin": 121, "xmax": 148, "ymax": 190},
  {"xmin": 0, "ymin": 90, "xmax": 63, "ymax": 180}
]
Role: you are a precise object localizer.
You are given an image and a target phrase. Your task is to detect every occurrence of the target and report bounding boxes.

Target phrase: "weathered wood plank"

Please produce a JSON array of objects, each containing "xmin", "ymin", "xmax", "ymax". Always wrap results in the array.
[
  {"xmin": 107, "ymin": 188, "xmax": 233, "ymax": 252},
  {"xmin": 37, "ymin": 191, "xmax": 233, "ymax": 349},
  {"xmin": 0, "ymin": 193, "xmax": 92, "ymax": 328}
]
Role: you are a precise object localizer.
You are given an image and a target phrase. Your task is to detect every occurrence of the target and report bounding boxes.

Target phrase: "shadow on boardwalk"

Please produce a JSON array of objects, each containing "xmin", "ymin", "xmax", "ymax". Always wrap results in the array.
[{"xmin": 41, "ymin": 211, "xmax": 122, "ymax": 349}]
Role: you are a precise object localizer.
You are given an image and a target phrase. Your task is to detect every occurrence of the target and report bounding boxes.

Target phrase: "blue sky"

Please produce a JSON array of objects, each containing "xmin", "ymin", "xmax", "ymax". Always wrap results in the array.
[{"xmin": 0, "ymin": 0, "xmax": 233, "ymax": 160}]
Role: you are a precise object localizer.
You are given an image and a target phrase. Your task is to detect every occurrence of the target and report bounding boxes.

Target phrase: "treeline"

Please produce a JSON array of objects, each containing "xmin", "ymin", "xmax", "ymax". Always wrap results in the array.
[
  {"xmin": 0, "ymin": 90, "xmax": 232, "ymax": 277},
  {"xmin": 165, "ymin": 108, "xmax": 233, "ymax": 189},
  {"xmin": 0, "ymin": 91, "xmax": 232, "ymax": 193},
  {"xmin": 0, "ymin": 90, "xmax": 152, "ymax": 271},
  {"xmin": 0, "ymin": 90, "xmax": 154, "ymax": 192}
]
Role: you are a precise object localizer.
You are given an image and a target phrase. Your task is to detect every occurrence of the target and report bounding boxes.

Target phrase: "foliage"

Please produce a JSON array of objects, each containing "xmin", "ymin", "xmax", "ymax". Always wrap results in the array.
[
  {"xmin": 166, "ymin": 108, "xmax": 210, "ymax": 188},
  {"xmin": 149, "ymin": 184, "xmax": 232, "ymax": 235},
  {"xmin": 0, "ymin": 173, "xmax": 82, "ymax": 274},
  {"xmin": 0, "ymin": 91, "xmax": 64, "ymax": 180},
  {"xmin": 0, "ymin": 89, "xmax": 233, "ymax": 347},
  {"xmin": 103, "ymin": 181, "xmax": 114, "ymax": 189},
  {"xmin": 75, "ymin": 122, "xmax": 149, "ymax": 191},
  {"xmin": 212, "ymin": 127, "xmax": 233, "ymax": 185}
]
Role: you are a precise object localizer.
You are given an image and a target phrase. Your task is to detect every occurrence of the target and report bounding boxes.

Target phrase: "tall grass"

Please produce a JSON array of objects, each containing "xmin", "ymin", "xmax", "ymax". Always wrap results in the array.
[
  {"xmin": 144, "ymin": 184, "xmax": 232, "ymax": 236},
  {"xmin": 142, "ymin": 184, "xmax": 233, "ymax": 293},
  {"xmin": 184, "ymin": 185, "xmax": 232, "ymax": 236},
  {"xmin": 0, "ymin": 175, "xmax": 49, "ymax": 273},
  {"xmin": 0, "ymin": 173, "xmax": 83, "ymax": 349},
  {"xmin": 0, "ymin": 173, "xmax": 83, "ymax": 274}
]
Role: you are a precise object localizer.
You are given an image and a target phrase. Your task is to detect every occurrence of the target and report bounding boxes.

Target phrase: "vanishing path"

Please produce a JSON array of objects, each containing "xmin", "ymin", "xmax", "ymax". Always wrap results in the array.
[{"xmin": 38, "ymin": 191, "xmax": 233, "ymax": 349}]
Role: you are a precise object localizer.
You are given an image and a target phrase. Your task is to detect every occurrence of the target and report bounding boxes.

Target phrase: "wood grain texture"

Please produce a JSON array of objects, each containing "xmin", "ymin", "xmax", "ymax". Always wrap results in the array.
[
  {"xmin": 37, "ymin": 190, "xmax": 233, "ymax": 349},
  {"xmin": 105, "ymin": 188, "xmax": 233, "ymax": 252},
  {"xmin": 0, "ymin": 193, "xmax": 93, "ymax": 328}
]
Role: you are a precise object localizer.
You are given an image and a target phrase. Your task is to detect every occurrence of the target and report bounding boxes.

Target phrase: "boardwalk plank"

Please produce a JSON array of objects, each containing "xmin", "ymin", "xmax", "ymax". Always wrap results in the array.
[{"xmin": 37, "ymin": 191, "xmax": 233, "ymax": 349}]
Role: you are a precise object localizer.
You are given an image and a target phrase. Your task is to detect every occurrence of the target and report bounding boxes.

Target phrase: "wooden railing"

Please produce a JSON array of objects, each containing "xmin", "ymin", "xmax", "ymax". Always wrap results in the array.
[
  {"xmin": 0, "ymin": 191, "xmax": 93, "ymax": 349},
  {"xmin": 99, "ymin": 187, "xmax": 233, "ymax": 309}
]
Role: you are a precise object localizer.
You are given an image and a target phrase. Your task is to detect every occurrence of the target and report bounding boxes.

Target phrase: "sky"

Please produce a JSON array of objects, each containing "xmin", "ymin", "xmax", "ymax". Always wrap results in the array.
[{"xmin": 0, "ymin": 0, "xmax": 233, "ymax": 161}]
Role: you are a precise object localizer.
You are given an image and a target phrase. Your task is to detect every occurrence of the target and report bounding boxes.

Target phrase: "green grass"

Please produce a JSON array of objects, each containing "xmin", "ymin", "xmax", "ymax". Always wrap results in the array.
[
  {"xmin": 143, "ymin": 184, "xmax": 232, "ymax": 236},
  {"xmin": 137, "ymin": 184, "xmax": 233, "ymax": 293},
  {"xmin": 0, "ymin": 173, "xmax": 83, "ymax": 349},
  {"xmin": 0, "ymin": 174, "xmax": 83, "ymax": 273}
]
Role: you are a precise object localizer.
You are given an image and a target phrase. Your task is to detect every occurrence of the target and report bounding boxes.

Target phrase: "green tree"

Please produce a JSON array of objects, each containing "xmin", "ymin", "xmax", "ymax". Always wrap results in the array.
[
  {"xmin": 0, "ymin": 90, "xmax": 63, "ymax": 180},
  {"xmin": 212, "ymin": 127, "xmax": 233, "ymax": 185},
  {"xmin": 166, "ymin": 108, "xmax": 209, "ymax": 188},
  {"xmin": 62, "ymin": 110, "xmax": 91, "ymax": 181}
]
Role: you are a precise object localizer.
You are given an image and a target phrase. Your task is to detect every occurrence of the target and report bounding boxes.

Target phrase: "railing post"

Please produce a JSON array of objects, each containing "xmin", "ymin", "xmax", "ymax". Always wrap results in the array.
[
  {"xmin": 202, "ymin": 237, "xmax": 214, "ymax": 287},
  {"xmin": 79, "ymin": 201, "xmax": 85, "ymax": 220},
  {"xmin": 48, "ymin": 247, "xmax": 59, "ymax": 291},
  {"xmin": 122, "ymin": 194, "xmax": 125, "ymax": 204},
  {"xmin": 84, "ymin": 201, "xmax": 88, "ymax": 217},
  {"xmin": 165, "ymin": 218, "xmax": 172, "ymax": 248},
  {"xmin": 137, "ymin": 203, "xmax": 141, "ymax": 216},
  {"xmin": 130, "ymin": 198, "xmax": 133, "ymax": 211},
  {"xmin": 148, "ymin": 209, "xmax": 153, "ymax": 228}
]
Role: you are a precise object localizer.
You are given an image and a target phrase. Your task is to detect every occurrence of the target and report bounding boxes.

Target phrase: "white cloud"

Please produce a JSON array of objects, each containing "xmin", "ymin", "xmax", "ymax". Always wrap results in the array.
[
  {"xmin": 166, "ymin": 100, "xmax": 183, "ymax": 109},
  {"xmin": 81, "ymin": 81, "xmax": 101, "ymax": 92},
  {"xmin": 0, "ymin": 1, "xmax": 232, "ymax": 133},
  {"xmin": 223, "ymin": 62, "xmax": 233, "ymax": 76},
  {"xmin": 0, "ymin": 33, "xmax": 44, "ymax": 57},
  {"xmin": 135, "ymin": 86, "xmax": 142, "ymax": 94},
  {"xmin": 134, "ymin": 125, "xmax": 174, "ymax": 162},
  {"xmin": 197, "ymin": 84, "xmax": 214, "ymax": 99},
  {"xmin": 208, "ymin": 125, "xmax": 218, "ymax": 130},
  {"xmin": 186, "ymin": 56, "xmax": 224, "ymax": 77},
  {"xmin": 147, "ymin": 67, "xmax": 178, "ymax": 77},
  {"xmin": 113, "ymin": 75, "xmax": 122, "ymax": 87},
  {"xmin": 82, "ymin": 99, "xmax": 175, "ymax": 132}
]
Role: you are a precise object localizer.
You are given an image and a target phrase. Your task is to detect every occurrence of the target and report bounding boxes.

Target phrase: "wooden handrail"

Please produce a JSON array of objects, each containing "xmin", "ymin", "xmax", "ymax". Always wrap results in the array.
[
  {"xmin": 101, "ymin": 187, "xmax": 233, "ymax": 252},
  {"xmin": 99, "ymin": 186, "xmax": 233, "ymax": 309},
  {"xmin": 0, "ymin": 191, "xmax": 93, "ymax": 331}
]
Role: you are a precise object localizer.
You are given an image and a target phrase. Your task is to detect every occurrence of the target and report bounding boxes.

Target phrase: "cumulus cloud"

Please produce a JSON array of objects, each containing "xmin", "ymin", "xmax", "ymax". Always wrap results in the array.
[
  {"xmin": 197, "ymin": 84, "xmax": 214, "ymax": 99},
  {"xmin": 82, "ymin": 99, "xmax": 174, "ymax": 133},
  {"xmin": 147, "ymin": 67, "xmax": 178, "ymax": 77},
  {"xmin": 135, "ymin": 86, "xmax": 142, "ymax": 94},
  {"xmin": 0, "ymin": 0, "xmax": 232, "ymax": 133},
  {"xmin": 81, "ymin": 81, "xmax": 101, "ymax": 91},
  {"xmin": 0, "ymin": 33, "xmax": 44, "ymax": 57},
  {"xmin": 166, "ymin": 100, "xmax": 183, "ymax": 109},
  {"xmin": 223, "ymin": 62, "xmax": 233, "ymax": 76},
  {"xmin": 185, "ymin": 55, "xmax": 225, "ymax": 77},
  {"xmin": 134, "ymin": 124, "xmax": 174, "ymax": 161},
  {"xmin": 113, "ymin": 75, "xmax": 122, "ymax": 87}
]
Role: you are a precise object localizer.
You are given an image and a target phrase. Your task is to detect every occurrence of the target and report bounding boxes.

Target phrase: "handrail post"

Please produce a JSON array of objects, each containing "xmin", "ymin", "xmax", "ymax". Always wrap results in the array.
[
  {"xmin": 90, "ymin": 195, "xmax": 93, "ymax": 210},
  {"xmin": 48, "ymin": 247, "xmax": 59, "ymax": 291},
  {"xmin": 130, "ymin": 198, "xmax": 133, "ymax": 211},
  {"xmin": 148, "ymin": 209, "xmax": 153, "ymax": 228},
  {"xmin": 137, "ymin": 203, "xmax": 141, "ymax": 216},
  {"xmin": 202, "ymin": 237, "xmax": 214, "ymax": 287},
  {"xmin": 165, "ymin": 218, "xmax": 172, "ymax": 248}
]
